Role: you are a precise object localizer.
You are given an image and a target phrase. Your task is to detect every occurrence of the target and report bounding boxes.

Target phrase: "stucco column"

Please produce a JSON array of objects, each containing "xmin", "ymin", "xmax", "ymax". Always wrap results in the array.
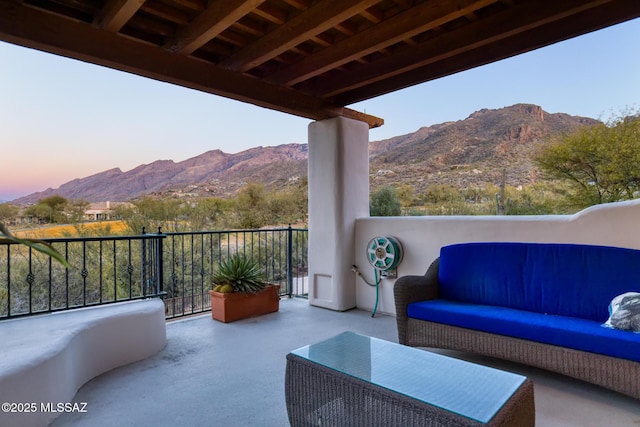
[{"xmin": 308, "ymin": 116, "xmax": 369, "ymax": 311}]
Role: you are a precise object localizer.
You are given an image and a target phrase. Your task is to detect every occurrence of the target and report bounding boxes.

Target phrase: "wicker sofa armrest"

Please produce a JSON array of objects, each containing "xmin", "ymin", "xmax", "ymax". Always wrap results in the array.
[{"xmin": 394, "ymin": 258, "xmax": 440, "ymax": 344}]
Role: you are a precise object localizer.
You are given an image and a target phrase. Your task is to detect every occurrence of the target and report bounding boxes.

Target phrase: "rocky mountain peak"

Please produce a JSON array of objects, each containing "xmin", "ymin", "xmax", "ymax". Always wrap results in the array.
[
  {"xmin": 368, "ymin": 104, "xmax": 599, "ymax": 193},
  {"xmin": 12, "ymin": 104, "xmax": 600, "ymax": 205}
]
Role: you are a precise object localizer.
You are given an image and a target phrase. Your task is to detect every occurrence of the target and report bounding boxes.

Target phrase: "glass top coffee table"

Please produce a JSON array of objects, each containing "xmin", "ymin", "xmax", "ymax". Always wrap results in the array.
[{"xmin": 285, "ymin": 332, "xmax": 534, "ymax": 426}]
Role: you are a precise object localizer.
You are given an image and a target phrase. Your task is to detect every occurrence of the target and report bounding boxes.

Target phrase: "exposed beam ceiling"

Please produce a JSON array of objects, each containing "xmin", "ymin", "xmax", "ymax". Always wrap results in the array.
[{"xmin": 1, "ymin": 0, "xmax": 639, "ymax": 129}]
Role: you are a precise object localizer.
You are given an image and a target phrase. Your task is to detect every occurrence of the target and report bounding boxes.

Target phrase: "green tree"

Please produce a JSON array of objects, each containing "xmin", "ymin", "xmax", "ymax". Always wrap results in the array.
[
  {"xmin": 286, "ymin": 176, "xmax": 308, "ymax": 224},
  {"xmin": 112, "ymin": 203, "xmax": 138, "ymax": 233},
  {"xmin": 185, "ymin": 197, "xmax": 228, "ymax": 230},
  {"xmin": 396, "ymin": 184, "xmax": 415, "ymax": 207},
  {"xmin": 0, "ymin": 203, "xmax": 19, "ymax": 222},
  {"xmin": 498, "ymin": 184, "xmax": 562, "ymax": 215},
  {"xmin": 264, "ymin": 183, "xmax": 308, "ymax": 226},
  {"xmin": 66, "ymin": 199, "xmax": 90, "ymax": 223},
  {"xmin": 264, "ymin": 192, "xmax": 292, "ymax": 225},
  {"xmin": 461, "ymin": 186, "xmax": 492, "ymax": 205},
  {"xmin": 116, "ymin": 196, "xmax": 183, "ymax": 233},
  {"xmin": 420, "ymin": 184, "xmax": 462, "ymax": 205},
  {"xmin": 226, "ymin": 180, "xmax": 308, "ymax": 228},
  {"xmin": 24, "ymin": 195, "xmax": 68, "ymax": 223},
  {"xmin": 232, "ymin": 182, "xmax": 268, "ymax": 229},
  {"xmin": 24, "ymin": 203, "xmax": 53, "ymax": 223},
  {"xmin": 41, "ymin": 195, "xmax": 68, "ymax": 220},
  {"xmin": 370, "ymin": 186, "xmax": 402, "ymax": 216},
  {"xmin": 535, "ymin": 112, "xmax": 640, "ymax": 209}
]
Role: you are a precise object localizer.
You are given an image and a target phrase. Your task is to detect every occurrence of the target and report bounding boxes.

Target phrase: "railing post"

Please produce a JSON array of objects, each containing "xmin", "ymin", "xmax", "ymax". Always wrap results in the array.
[
  {"xmin": 287, "ymin": 225, "xmax": 293, "ymax": 298},
  {"xmin": 5, "ymin": 245, "xmax": 10, "ymax": 317},
  {"xmin": 155, "ymin": 228, "xmax": 164, "ymax": 297},
  {"xmin": 141, "ymin": 228, "xmax": 147, "ymax": 296}
]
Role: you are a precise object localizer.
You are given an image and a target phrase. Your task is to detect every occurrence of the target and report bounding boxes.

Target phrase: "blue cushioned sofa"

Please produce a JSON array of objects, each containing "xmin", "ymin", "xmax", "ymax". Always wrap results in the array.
[{"xmin": 394, "ymin": 242, "xmax": 640, "ymax": 399}]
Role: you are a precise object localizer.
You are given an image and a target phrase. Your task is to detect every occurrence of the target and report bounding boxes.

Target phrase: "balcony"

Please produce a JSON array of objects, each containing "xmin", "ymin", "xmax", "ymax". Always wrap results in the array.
[
  {"xmin": 43, "ymin": 298, "xmax": 638, "ymax": 426},
  {"xmin": 0, "ymin": 222, "xmax": 640, "ymax": 426},
  {"xmin": 3, "ymin": 2, "xmax": 640, "ymax": 424},
  {"xmin": 4, "ymin": 208, "xmax": 640, "ymax": 426}
]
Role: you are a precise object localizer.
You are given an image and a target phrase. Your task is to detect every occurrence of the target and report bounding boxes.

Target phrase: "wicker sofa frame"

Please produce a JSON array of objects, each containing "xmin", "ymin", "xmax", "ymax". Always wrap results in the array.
[{"xmin": 394, "ymin": 258, "xmax": 640, "ymax": 400}]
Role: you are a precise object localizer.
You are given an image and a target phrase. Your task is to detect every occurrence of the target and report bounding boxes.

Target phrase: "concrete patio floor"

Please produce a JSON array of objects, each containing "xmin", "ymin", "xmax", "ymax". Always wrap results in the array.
[{"xmin": 51, "ymin": 298, "xmax": 640, "ymax": 426}]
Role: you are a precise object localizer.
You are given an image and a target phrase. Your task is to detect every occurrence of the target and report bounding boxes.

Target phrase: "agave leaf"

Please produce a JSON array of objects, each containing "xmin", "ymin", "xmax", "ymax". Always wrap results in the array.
[
  {"xmin": 0, "ymin": 223, "xmax": 71, "ymax": 269},
  {"xmin": 213, "ymin": 254, "xmax": 266, "ymax": 293}
]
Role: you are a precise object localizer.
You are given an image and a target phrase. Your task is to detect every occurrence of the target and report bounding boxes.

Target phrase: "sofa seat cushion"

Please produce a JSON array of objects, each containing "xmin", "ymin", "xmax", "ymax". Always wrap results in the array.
[{"xmin": 407, "ymin": 299, "xmax": 640, "ymax": 362}]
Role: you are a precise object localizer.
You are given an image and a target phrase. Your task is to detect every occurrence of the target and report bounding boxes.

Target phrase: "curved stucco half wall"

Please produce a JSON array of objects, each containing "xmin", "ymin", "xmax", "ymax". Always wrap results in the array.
[
  {"xmin": 354, "ymin": 199, "xmax": 640, "ymax": 315},
  {"xmin": 0, "ymin": 299, "xmax": 167, "ymax": 427}
]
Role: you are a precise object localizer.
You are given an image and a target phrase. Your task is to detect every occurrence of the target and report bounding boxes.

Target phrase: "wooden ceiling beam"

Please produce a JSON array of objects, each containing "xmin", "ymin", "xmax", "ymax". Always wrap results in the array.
[
  {"xmin": 232, "ymin": 18, "xmax": 267, "ymax": 38},
  {"xmin": 218, "ymin": 0, "xmax": 380, "ymax": 73},
  {"xmin": 281, "ymin": 0, "xmax": 309, "ymax": 10},
  {"xmin": 93, "ymin": 0, "xmax": 145, "ymax": 32},
  {"xmin": 0, "ymin": 0, "xmax": 382, "ymax": 127},
  {"xmin": 265, "ymin": 0, "xmax": 499, "ymax": 86},
  {"xmin": 359, "ymin": 5, "xmax": 383, "ymax": 24},
  {"xmin": 217, "ymin": 31, "xmax": 249, "ymax": 47},
  {"xmin": 141, "ymin": 2, "xmax": 190, "ymax": 25},
  {"xmin": 4, "ymin": 0, "xmax": 637, "ymax": 133},
  {"xmin": 331, "ymin": 0, "xmax": 640, "ymax": 105},
  {"xmin": 306, "ymin": 0, "xmax": 618, "ymax": 99},
  {"xmin": 253, "ymin": 3, "xmax": 286, "ymax": 25},
  {"xmin": 310, "ymin": 34, "xmax": 332, "ymax": 47},
  {"xmin": 163, "ymin": 0, "xmax": 266, "ymax": 55},
  {"xmin": 169, "ymin": 0, "xmax": 204, "ymax": 13}
]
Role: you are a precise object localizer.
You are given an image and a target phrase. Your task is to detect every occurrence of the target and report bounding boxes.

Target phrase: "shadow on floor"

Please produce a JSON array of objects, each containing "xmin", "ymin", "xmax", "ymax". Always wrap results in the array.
[{"xmin": 52, "ymin": 298, "xmax": 640, "ymax": 427}]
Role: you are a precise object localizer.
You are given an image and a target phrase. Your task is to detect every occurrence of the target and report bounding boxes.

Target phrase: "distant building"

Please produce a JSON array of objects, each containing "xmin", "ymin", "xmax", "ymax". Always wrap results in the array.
[{"xmin": 83, "ymin": 201, "xmax": 133, "ymax": 221}]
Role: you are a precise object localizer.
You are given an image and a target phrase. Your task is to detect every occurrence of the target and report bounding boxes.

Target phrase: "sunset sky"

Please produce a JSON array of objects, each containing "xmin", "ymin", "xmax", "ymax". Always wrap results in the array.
[{"xmin": 1, "ymin": 18, "xmax": 639, "ymax": 202}]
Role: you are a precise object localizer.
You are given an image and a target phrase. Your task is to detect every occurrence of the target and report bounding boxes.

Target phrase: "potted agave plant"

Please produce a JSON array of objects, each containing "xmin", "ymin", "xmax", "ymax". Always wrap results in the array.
[{"xmin": 209, "ymin": 254, "xmax": 280, "ymax": 323}]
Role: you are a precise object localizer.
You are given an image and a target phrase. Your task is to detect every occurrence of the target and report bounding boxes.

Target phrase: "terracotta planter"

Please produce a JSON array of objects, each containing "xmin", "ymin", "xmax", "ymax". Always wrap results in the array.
[{"xmin": 209, "ymin": 284, "xmax": 281, "ymax": 323}]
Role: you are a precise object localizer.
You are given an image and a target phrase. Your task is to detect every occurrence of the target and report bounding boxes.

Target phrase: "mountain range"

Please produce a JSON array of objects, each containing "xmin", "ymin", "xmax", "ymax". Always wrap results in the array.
[{"xmin": 14, "ymin": 104, "xmax": 599, "ymax": 205}]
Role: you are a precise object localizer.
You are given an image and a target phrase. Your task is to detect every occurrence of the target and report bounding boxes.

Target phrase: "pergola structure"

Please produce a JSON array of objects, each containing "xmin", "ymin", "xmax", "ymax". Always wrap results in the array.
[{"xmin": 2, "ymin": 0, "xmax": 639, "ymax": 310}]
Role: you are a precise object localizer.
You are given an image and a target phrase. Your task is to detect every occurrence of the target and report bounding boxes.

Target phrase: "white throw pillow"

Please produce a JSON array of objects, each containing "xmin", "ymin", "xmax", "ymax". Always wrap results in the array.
[{"xmin": 602, "ymin": 292, "xmax": 640, "ymax": 332}]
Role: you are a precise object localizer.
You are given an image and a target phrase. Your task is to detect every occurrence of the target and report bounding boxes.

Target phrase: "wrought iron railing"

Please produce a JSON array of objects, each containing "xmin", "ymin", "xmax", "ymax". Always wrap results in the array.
[
  {"xmin": 0, "ymin": 226, "xmax": 308, "ymax": 320},
  {"xmin": 162, "ymin": 227, "xmax": 308, "ymax": 318}
]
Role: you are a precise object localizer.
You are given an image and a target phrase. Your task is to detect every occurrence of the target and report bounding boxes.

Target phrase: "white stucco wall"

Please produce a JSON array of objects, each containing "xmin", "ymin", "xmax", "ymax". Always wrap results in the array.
[
  {"xmin": 354, "ymin": 199, "xmax": 640, "ymax": 315},
  {"xmin": 308, "ymin": 117, "xmax": 369, "ymax": 311}
]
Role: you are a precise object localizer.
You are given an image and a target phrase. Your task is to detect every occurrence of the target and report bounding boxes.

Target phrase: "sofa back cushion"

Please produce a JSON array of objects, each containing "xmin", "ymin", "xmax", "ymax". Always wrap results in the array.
[{"xmin": 438, "ymin": 242, "xmax": 640, "ymax": 322}]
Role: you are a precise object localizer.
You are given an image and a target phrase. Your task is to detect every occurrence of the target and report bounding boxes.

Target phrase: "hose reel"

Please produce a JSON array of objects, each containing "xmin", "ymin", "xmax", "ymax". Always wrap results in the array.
[
  {"xmin": 366, "ymin": 236, "xmax": 403, "ymax": 276},
  {"xmin": 362, "ymin": 236, "xmax": 403, "ymax": 318}
]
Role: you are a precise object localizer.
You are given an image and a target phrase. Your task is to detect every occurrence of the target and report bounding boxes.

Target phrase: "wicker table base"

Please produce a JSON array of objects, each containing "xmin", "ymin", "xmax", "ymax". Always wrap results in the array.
[{"xmin": 285, "ymin": 332, "xmax": 534, "ymax": 427}]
